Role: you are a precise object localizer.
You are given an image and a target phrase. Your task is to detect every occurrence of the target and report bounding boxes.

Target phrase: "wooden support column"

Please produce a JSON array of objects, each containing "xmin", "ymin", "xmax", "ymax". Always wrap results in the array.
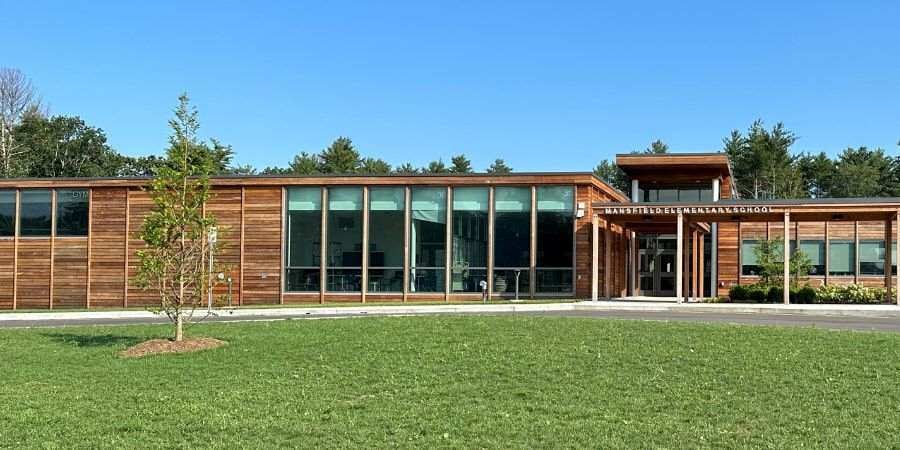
[
  {"xmin": 692, "ymin": 229, "xmax": 699, "ymax": 301},
  {"xmin": 591, "ymin": 216, "xmax": 599, "ymax": 301},
  {"xmin": 239, "ymin": 187, "xmax": 245, "ymax": 306},
  {"xmin": 319, "ymin": 187, "xmax": 327, "ymax": 304},
  {"xmin": 529, "ymin": 185, "xmax": 537, "ymax": 299},
  {"xmin": 402, "ymin": 186, "xmax": 411, "ymax": 303},
  {"xmin": 86, "ymin": 189, "xmax": 93, "ymax": 308},
  {"xmin": 361, "ymin": 187, "xmax": 369, "ymax": 303},
  {"xmin": 279, "ymin": 187, "xmax": 286, "ymax": 305},
  {"xmin": 12, "ymin": 189, "xmax": 19, "ymax": 310},
  {"xmin": 885, "ymin": 216, "xmax": 893, "ymax": 303},
  {"xmin": 783, "ymin": 211, "xmax": 790, "ymax": 304},
  {"xmin": 604, "ymin": 221, "xmax": 612, "ymax": 299},
  {"xmin": 698, "ymin": 232, "xmax": 705, "ymax": 299},
  {"xmin": 445, "ymin": 186, "xmax": 452, "ymax": 302},
  {"xmin": 824, "ymin": 221, "xmax": 830, "ymax": 285},
  {"xmin": 123, "ymin": 189, "xmax": 130, "ymax": 308},
  {"xmin": 854, "ymin": 221, "xmax": 860, "ymax": 284},
  {"xmin": 676, "ymin": 212, "xmax": 683, "ymax": 302},
  {"xmin": 49, "ymin": 189, "xmax": 56, "ymax": 309},
  {"xmin": 487, "ymin": 187, "xmax": 495, "ymax": 301}
]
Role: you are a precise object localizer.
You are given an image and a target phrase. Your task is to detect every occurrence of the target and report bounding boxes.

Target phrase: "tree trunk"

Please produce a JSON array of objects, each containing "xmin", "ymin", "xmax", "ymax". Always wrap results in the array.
[{"xmin": 175, "ymin": 314, "xmax": 184, "ymax": 342}]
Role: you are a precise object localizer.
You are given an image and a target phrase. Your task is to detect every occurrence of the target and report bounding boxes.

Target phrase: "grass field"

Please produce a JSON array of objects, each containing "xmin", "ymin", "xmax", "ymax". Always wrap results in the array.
[{"xmin": 2, "ymin": 316, "xmax": 899, "ymax": 448}]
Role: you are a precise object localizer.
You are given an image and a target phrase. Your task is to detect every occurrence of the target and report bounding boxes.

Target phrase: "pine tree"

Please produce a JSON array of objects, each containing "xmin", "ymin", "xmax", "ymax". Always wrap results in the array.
[
  {"xmin": 319, "ymin": 136, "xmax": 360, "ymax": 174},
  {"xmin": 394, "ymin": 162, "xmax": 418, "ymax": 174},
  {"xmin": 360, "ymin": 157, "xmax": 391, "ymax": 174},
  {"xmin": 486, "ymin": 158, "xmax": 512, "ymax": 174},
  {"xmin": 593, "ymin": 159, "xmax": 629, "ymax": 193},
  {"xmin": 450, "ymin": 154, "xmax": 473, "ymax": 173},
  {"xmin": 288, "ymin": 152, "xmax": 320, "ymax": 175},
  {"xmin": 425, "ymin": 159, "xmax": 448, "ymax": 173}
]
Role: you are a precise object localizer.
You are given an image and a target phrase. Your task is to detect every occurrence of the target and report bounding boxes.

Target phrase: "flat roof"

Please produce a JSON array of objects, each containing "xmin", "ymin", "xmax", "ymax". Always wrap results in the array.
[
  {"xmin": 615, "ymin": 152, "xmax": 733, "ymax": 176},
  {"xmin": 0, "ymin": 172, "xmax": 630, "ymax": 202}
]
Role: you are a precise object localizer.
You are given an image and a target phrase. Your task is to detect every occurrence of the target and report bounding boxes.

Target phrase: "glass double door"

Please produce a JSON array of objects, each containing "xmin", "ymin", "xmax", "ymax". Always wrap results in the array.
[{"xmin": 638, "ymin": 234, "xmax": 677, "ymax": 297}]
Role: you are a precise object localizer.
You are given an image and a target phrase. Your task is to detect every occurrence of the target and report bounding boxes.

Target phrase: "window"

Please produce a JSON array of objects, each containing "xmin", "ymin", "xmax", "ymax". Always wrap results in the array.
[
  {"xmin": 368, "ymin": 187, "xmax": 405, "ymax": 293},
  {"xmin": 799, "ymin": 240, "xmax": 825, "ymax": 275},
  {"xmin": 285, "ymin": 187, "xmax": 322, "ymax": 292},
  {"xmin": 326, "ymin": 187, "xmax": 363, "ymax": 292},
  {"xmin": 859, "ymin": 240, "xmax": 898, "ymax": 275},
  {"xmin": 494, "ymin": 187, "xmax": 530, "ymax": 295},
  {"xmin": 451, "ymin": 187, "xmax": 488, "ymax": 293},
  {"xmin": 536, "ymin": 186, "xmax": 574, "ymax": 293},
  {"xmin": 410, "ymin": 187, "xmax": 446, "ymax": 292},
  {"xmin": 640, "ymin": 186, "xmax": 714, "ymax": 203},
  {"xmin": 56, "ymin": 189, "xmax": 89, "ymax": 236},
  {"xmin": 19, "ymin": 190, "xmax": 52, "ymax": 237},
  {"xmin": 829, "ymin": 240, "xmax": 855, "ymax": 276},
  {"xmin": 741, "ymin": 240, "xmax": 760, "ymax": 276},
  {"xmin": 0, "ymin": 190, "xmax": 14, "ymax": 237}
]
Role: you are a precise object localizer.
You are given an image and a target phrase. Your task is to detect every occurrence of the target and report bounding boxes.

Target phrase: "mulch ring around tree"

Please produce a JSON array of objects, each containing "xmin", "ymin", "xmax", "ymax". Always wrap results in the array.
[{"xmin": 119, "ymin": 337, "xmax": 227, "ymax": 358}]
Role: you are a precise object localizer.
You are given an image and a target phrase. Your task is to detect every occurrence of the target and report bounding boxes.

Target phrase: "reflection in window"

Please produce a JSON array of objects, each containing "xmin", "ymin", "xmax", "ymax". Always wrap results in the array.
[
  {"xmin": 0, "ymin": 190, "xmax": 14, "ymax": 237},
  {"xmin": 56, "ymin": 189, "xmax": 89, "ymax": 236},
  {"xmin": 799, "ymin": 240, "xmax": 825, "ymax": 275},
  {"xmin": 327, "ymin": 187, "xmax": 363, "ymax": 292},
  {"xmin": 368, "ymin": 187, "xmax": 405, "ymax": 293},
  {"xmin": 494, "ymin": 187, "xmax": 530, "ymax": 295},
  {"xmin": 859, "ymin": 240, "xmax": 898, "ymax": 275},
  {"xmin": 20, "ymin": 190, "xmax": 52, "ymax": 237},
  {"xmin": 286, "ymin": 187, "xmax": 322, "ymax": 292},
  {"xmin": 536, "ymin": 186, "xmax": 574, "ymax": 293},
  {"xmin": 829, "ymin": 240, "xmax": 855, "ymax": 276},
  {"xmin": 741, "ymin": 239, "xmax": 760, "ymax": 276},
  {"xmin": 410, "ymin": 187, "xmax": 446, "ymax": 292},
  {"xmin": 451, "ymin": 187, "xmax": 488, "ymax": 293},
  {"xmin": 640, "ymin": 186, "xmax": 714, "ymax": 203}
]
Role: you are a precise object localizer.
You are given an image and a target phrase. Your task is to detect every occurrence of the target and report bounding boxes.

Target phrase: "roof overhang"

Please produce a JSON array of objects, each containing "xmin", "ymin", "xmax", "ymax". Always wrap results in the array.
[
  {"xmin": 615, "ymin": 153, "xmax": 733, "ymax": 181},
  {"xmin": 594, "ymin": 199, "xmax": 900, "ymax": 224}
]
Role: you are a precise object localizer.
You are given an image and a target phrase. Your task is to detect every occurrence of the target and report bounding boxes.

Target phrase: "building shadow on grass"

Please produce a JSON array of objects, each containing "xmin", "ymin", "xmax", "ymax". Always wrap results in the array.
[{"xmin": 40, "ymin": 332, "xmax": 145, "ymax": 348}]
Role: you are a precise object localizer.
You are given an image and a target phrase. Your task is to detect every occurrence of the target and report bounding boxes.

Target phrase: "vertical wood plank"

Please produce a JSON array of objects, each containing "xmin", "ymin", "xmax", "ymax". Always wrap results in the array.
[
  {"xmin": 487, "ymin": 187, "xmax": 495, "ymax": 300},
  {"xmin": 49, "ymin": 189, "xmax": 56, "ymax": 309},
  {"xmin": 239, "ymin": 186, "xmax": 245, "ymax": 306},
  {"xmin": 402, "ymin": 186, "xmax": 410, "ymax": 303},
  {"xmin": 86, "ymin": 189, "xmax": 93, "ymax": 308},
  {"xmin": 783, "ymin": 212, "xmax": 790, "ymax": 304},
  {"xmin": 676, "ymin": 212, "xmax": 683, "ymax": 301},
  {"xmin": 280, "ymin": 187, "xmax": 286, "ymax": 305},
  {"xmin": 12, "ymin": 189, "xmax": 19, "ymax": 310},
  {"xmin": 319, "ymin": 187, "xmax": 327, "ymax": 304},
  {"xmin": 123, "ymin": 188, "xmax": 130, "ymax": 308},
  {"xmin": 444, "ymin": 186, "xmax": 452, "ymax": 302},
  {"xmin": 361, "ymin": 186, "xmax": 369, "ymax": 303}
]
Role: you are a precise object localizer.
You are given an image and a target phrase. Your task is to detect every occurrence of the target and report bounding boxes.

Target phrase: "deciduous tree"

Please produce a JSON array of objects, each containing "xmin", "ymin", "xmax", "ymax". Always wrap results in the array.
[{"xmin": 0, "ymin": 68, "xmax": 43, "ymax": 177}]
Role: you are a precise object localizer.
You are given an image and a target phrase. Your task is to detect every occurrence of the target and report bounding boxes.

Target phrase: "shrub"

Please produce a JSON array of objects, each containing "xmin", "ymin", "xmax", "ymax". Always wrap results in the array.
[
  {"xmin": 814, "ymin": 284, "xmax": 887, "ymax": 304},
  {"xmin": 795, "ymin": 286, "xmax": 817, "ymax": 304},
  {"xmin": 748, "ymin": 285, "xmax": 768, "ymax": 303},
  {"xmin": 729, "ymin": 285, "xmax": 749, "ymax": 302},
  {"xmin": 767, "ymin": 286, "xmax": 782, "ymax": 303}
]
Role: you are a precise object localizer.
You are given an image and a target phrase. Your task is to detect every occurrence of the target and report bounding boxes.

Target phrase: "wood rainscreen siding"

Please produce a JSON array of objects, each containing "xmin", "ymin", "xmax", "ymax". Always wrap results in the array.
[
  {"xmin": 126, "ymin": 189, "xmax": 156, "ymax": 307},
  {"xmin": 576, "ymin": 184, "xmax": 627, "ymax": 298},
  {"xmin": 207, "ymin": 188, "xmax": 242, "ymax": 301},
  {"xmin": 241, "ymin": 187, "xmax": 282, "ymax": 305},
  {"xmin": 89, "ymin": 188, "xmax": 128, "ymax": 307},
  {"xmin": 53, "ymin": 239, "xmax": 88, "ymax": 308},
  {"xmin": 720, "ymin": 176, "xmax": 734, "ymax": 200},
  {"xmin": 716, "ymin": 222, "xmax": 739, "ymax": 296},
  {"xmin": 0, "ymin": 239, "xmax": 14, "ymax": 308},
  {"xmin": 17, "ymin": 240, "xmax": 52, "ymax": 309}
]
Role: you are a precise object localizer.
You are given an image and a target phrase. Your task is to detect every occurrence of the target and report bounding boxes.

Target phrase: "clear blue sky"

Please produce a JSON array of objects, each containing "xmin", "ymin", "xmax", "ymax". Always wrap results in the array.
[{"xmin": 2, "ymin": 1, "xmax": 898, "ymax": 171}]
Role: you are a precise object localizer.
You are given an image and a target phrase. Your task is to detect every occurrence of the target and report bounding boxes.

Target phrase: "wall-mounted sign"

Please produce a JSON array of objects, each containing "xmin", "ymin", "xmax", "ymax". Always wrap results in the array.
[{"xmin": 601, "ymin": 205, "xmax": 777, "ymax": 216}]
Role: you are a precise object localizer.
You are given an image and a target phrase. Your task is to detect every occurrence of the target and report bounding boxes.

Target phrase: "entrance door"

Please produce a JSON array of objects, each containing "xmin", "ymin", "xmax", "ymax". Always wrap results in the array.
[{"xmin": 637, "ymin": 234, "xmax": 677, "ymax": 297}]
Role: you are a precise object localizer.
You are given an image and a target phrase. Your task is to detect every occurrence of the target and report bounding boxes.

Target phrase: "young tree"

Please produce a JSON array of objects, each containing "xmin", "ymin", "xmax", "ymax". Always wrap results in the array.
[
  {"xmin": 486, "ymin": 158, "xmax": 512, "ymax": 174},
  {"xmin": 753, "ymin": 238, "xmax": 811, "ymax": 287},
  {"xmin": 319, "ymin": 136, "xmax": 360, "ymax": 174},
  {"xmin": 593, "ymin": 159, "xmax": 629, "ymax": 193},
  {"xmin": 135, "ymin": 94, "xmax": 219, "ymax": 342},
  {"xmin": 450, "ymin": 154, "xmax": 473, "ymax": 173},
  {"xmin": 0, "ymin": 68, "xmax": 43, "ymax": 177},
  {"xmin": 424, "ymin": 159, "xmax": 448, "ymax": 173}
]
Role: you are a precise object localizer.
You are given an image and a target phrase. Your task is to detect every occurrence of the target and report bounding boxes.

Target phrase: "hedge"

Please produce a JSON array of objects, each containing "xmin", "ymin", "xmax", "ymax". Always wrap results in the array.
[{"xmin": 728, "ymin": 283, "xmax": 885, "ymax": 304}]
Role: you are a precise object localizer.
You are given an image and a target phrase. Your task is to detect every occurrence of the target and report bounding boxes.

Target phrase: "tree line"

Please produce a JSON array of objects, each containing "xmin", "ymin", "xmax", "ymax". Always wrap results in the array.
[
  {"xmin": 594, "ymin": 122, "xmax": 900, "ymax": 199},
  {"xmin": 0, "ymin": 68, "xmax": 513, "ymax": 178}
]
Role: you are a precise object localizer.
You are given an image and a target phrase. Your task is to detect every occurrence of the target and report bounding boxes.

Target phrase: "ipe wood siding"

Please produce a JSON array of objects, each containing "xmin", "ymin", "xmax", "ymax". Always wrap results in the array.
[{"xmin": 0, "ymin": 173, "xmax": 625, "ymax": 309}]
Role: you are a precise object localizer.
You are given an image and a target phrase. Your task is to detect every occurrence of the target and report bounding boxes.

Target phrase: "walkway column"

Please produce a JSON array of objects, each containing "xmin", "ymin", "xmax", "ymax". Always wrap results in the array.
[
  {"xmin": 699, "ymin": 233, "xmax": 705, "ymax": 299},
  {"xmin": 591, "ymin": 216, "xmax": 599, "ymax": 301},
  {"xmin": 676, "ymin": 211, "xmax": 683, "ymax": 302},
  {"xmin": 692, "ymin": 229, "xmax": 699, "ymax": 301},
  {"xmin": 604, "ymin": 223, "xmax": 612, "ymax": 299},
  {"xmin": 710, "ymin": 177, "xmax": 720, "ymax": 296},
  {"xmin": 783, "ymin": 211, "xmax": 790, "ymax": 304},
  {"xmin": 886, "ymin": 216, "xmax": 893, "ymax": 303}
]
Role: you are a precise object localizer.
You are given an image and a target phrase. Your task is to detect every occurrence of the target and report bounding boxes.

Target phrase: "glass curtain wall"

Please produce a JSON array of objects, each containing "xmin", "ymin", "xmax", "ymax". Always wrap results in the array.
[
  {"xmin": 286, "ymin": 187, "xmax": 322, "ymax": 292},
  {"xmin": 493, "ymin": 187, "xmax": 530, "ymax": 295},
  {"xmin": 0, "ymin": 191, "xmax": 14, "ymax": 237},
  {"xmin": 368, "ymin": 187, "xmax": 405, "ymax": 292},
  {"xmin": 451, "ymin": 187, "xmax": 488, "ymax": 293},
  {"xmin": 535, "ymin": 186, "xmax": 574, "ymax": 292},
  {"xmin": 409, "ymin": 187, "xmax": 446, "ymax": 292},
  {"xmin": 19, "ymin": 190, "xmax": 52, "ymax": 237},
  {"xmin": 327, "ymin": 187, "xmax": 363, "ymax": 292}
]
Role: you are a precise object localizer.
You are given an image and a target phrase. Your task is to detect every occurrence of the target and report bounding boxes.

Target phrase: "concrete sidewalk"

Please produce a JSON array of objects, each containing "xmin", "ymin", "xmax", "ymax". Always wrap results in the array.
[{"xmin": 1, "ymin": 300, "xmax": 899, "ymax": 323}]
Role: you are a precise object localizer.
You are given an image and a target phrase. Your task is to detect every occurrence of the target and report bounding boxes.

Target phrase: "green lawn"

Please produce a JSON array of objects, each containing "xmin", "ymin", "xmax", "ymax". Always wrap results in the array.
[{"xmin": 2, "ymin": 316, "xmax": 899, "ymax": 448}]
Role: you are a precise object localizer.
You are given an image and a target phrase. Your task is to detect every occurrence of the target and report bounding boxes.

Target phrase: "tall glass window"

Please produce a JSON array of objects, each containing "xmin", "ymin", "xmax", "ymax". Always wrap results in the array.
[
  {"xmin": 451, "ymin": 187, "xmax": 488, "ymax": 293},
  {"xmin": 327, "ymin": 187, "xmax": 363, "ymax": 292},
  {"xmin": 741, "ymin": 239, "xmax": 760, "ymax": 276},
  {"xmin": 286, "ymin": 187, "xmax": 322, "ymax": 292},
  {"xmin": 0, "ymin": 190, "xmax": 14, "ymax": 237},
  {"xmin": 799, "ymin": 240, "xmax": 825, "ymax": 275},
  {"xmin": 536, "ymin": 186, "xmax": 574, "ymax": 292},
  {"xmin": 829, "ymin": 240, "xmax": 855, "ymax": 276},
  {"xmin": 858, "ymin": 240, "xmax": 897, "ymax": 275},
  {"xmin": 19, "ymin": 190, "xmax": 52, "ymax": 237},
  {"xmin": 493, "ymin": 187, "xmax": 530, "ymax": 295},
  {"xmin": 56, "ymin": 189, "xmax": 89, "ymax": 236},
  {"xmin": 410, "ymin": 187, "xmax": 446, "ymax": 292},
  {"xmin": 368, "ymin": 187, "xmax": 405, "ymax": 293}
]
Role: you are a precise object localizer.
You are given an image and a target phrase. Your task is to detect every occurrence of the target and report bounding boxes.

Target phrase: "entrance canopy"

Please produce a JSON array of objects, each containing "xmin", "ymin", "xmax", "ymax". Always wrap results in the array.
[{"xmin": 594, "ymin": 198, "xmax": 900, "ymax": 224}]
